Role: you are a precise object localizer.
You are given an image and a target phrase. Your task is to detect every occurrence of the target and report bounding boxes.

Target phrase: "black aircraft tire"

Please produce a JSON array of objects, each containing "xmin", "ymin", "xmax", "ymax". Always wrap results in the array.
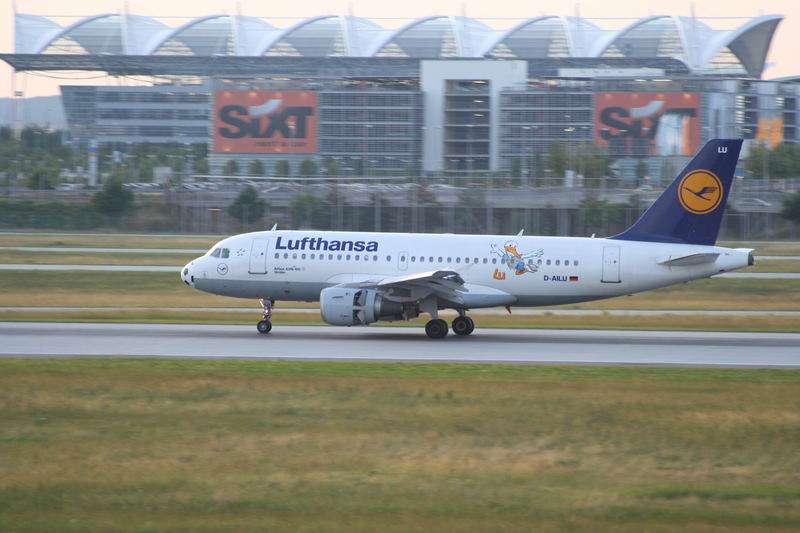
[
  {"xmin": 464, "ymin": 316, "xmax": 475, "ymax": 335},
  {"xmin": 425, "ymin": 319, "xmax": 448, "ymax": 339},
  {"xmin": 257, "ymin": 320, "xmax": 272, "ymax": 334},
  {"xmin": 452, "ymin": 316, "xmax": 473, "ymax": 336}
]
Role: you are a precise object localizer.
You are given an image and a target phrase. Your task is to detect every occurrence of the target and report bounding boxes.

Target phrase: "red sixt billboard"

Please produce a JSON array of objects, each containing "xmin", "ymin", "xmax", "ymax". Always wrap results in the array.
[
  {"xmin": 214, "ymin": 91, "xmax": 317, "ymax": 154},
  {"xmin": 595, "ymin": 92, "xmax": 701, "ymax": 156}
]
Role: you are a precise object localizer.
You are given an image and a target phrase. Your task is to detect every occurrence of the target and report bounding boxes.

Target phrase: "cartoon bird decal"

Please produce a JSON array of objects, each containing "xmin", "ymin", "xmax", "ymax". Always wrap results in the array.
[{"xmin": 490, "ymin": 241, "xmax": 544, "ymax": 275}]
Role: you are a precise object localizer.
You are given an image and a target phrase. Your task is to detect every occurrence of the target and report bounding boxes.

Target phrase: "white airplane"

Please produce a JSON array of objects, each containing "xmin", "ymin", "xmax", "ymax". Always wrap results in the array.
[{"xmin": 181, "ymin": 139, "xmax": 753, "ymax": 338}]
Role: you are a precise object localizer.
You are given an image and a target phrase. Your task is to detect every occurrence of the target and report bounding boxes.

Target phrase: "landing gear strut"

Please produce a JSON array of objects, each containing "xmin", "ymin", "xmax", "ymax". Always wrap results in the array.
[{"xmin": 257, "ymin": 298, "xmax": 274, "ymax": 334}]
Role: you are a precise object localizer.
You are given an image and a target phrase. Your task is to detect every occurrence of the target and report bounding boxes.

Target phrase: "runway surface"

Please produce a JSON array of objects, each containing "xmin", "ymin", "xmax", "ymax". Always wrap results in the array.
[{"xmin": 2, "ymin": 322, "xmax": 798, "ymax": 367}]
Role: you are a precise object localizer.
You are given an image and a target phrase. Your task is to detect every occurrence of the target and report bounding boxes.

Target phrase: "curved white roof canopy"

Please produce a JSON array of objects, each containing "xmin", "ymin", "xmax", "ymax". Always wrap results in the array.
[
  {"xmin": 152, "ymin": 15, "xmax": 280, "ymax": 56},
  {"xmin": 38, "ymin": 14, "xmax": 170, "ymax": 55},
  {"xmin": 486, "ymin": 16, "xmax": 607, "ymax": 58},
  {"xmin": 17, "ymin": 13, "xmax": 784, "ymax": 77},
  {"xmin": 15, "ymin": 14, "xmax": 62, "ymax": 54},
  {"xmin": 701, "ymin": 15, "xmax": 783, "ymax": 77}
]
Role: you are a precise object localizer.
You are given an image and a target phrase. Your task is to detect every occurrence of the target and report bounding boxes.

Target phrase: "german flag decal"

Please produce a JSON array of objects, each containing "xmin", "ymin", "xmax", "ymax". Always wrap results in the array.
[{"xmin": 569, "ymin": 276, "xmax": 579, "ymax": 282}]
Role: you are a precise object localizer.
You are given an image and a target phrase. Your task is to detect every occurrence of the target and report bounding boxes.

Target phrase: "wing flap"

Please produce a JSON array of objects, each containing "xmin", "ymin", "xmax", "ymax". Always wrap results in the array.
[{"xmin": 339, "ymin": 270, "xmax": 467, "ymax": 304}]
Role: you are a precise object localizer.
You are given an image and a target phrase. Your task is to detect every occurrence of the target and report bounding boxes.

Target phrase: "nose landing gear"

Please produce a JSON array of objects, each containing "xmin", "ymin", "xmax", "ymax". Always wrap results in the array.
[{"xmin": 257, "ymin": 298, "xmax": 274, "ymax": 334}]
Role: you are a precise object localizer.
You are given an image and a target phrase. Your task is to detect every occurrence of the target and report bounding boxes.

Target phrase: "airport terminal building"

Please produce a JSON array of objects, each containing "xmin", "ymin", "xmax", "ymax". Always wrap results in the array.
[{"xmin": 4, "ymin": 12, "xmax": 799, "ymax": 181}]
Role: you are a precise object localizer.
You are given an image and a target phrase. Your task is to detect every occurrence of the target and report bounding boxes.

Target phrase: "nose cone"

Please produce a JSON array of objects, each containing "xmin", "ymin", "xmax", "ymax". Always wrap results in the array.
[{"xmin": 181, "ymin": 261, "xmax": 195, "ymax": 287}]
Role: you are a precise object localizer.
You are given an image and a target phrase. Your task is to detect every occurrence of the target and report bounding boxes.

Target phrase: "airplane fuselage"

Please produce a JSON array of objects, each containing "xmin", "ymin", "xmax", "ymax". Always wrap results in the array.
[
  {"xmin": 180, "ymin": 139, "xmax": 751, "ymax": 338},
  {"xmin": 182, "ymin": 229, "xmax": 751, "ymax": 307}
]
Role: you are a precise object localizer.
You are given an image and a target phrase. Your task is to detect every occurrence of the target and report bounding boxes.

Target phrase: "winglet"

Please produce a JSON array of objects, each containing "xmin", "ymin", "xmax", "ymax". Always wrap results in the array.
[{"xmin": 611, "ymin": 139, "xmax": 742, "ymax": 246}]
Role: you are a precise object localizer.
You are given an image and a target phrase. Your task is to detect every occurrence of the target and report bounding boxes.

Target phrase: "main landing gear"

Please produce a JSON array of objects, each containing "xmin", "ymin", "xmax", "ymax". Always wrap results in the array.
[
  {"xmin": 424, "ymin": 312, "xmax": 475, "ymax": 339},
  {"xmin": 424, "ymin": 318, "xmax": 448, "ymax": 339},
  {"xmin": 451, "ymin": 315, "xmax": 475, "ymax": 336},
  {"xmin": 257, "ymin": 298, "xmax": 274, "ymax": 334}
]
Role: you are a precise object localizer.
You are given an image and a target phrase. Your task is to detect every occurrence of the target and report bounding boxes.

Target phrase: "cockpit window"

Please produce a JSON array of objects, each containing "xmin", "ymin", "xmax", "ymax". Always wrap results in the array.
[
  {"xmin": 210, "ymin": 248, "xmax": 221, "ymax": 258},
  {"xmin": 221, "ymin": 248, "xmax": 230, "ymax": 259}
]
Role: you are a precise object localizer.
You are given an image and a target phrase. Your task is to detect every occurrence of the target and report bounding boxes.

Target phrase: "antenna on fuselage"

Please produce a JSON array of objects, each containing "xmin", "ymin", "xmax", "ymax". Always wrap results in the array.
[
  {"xmin": 516, "ymin": 229, "xmax": 524, "ymax": 236},
  {"xmin": 270, "ymin": 224, "xmax": 278, "ymax": 231}
]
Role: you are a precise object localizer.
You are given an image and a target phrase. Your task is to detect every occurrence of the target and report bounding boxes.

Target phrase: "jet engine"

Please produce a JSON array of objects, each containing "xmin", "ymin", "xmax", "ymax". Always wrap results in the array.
[{"xmin": 319, "ymin": 287, "xmax": 419, "ymax": 326}]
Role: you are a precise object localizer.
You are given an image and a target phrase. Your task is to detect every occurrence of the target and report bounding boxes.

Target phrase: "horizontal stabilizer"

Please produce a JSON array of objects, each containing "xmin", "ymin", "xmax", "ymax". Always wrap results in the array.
[{"xmin": 659, "ymin": 252, "xmax": 719, "ymax": 267}]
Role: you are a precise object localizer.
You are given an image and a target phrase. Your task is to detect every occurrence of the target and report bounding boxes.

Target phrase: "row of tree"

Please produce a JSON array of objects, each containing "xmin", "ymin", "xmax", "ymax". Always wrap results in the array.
[
  {"xmin": 3, "ymin": 128, "xmax": 800, "ymax": 188},
  {"xmin": 744, "ymin": 143, "xmax": 800, "ymax": 179},
  {"xmin": 0, "ymin": 126, "xmax": 76, "ymax": 189},
  {"xmin": 223, "ymin": 158, "xmax": 328, "ymax": 178},
  {"xmin": 226, "ymin": 185, "xmax": 800, "ymax": 229}
]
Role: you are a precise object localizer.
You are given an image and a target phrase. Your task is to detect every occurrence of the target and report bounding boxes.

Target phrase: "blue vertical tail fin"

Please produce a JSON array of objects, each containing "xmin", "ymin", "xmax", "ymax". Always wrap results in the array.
[{"xmin": 611, "ymin": 139, "xmax": 742, "ymax": 246}]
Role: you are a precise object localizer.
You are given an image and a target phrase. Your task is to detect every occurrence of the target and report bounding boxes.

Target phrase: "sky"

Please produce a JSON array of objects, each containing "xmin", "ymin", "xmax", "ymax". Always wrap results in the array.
[{"xmin": 1, "ymin": 0, "xmax": 799, "ymax": 99}]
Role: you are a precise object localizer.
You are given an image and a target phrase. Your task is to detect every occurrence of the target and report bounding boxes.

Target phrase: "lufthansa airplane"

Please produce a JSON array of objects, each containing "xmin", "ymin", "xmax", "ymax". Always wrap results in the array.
[{"xmin": 181, "ymin": 139, "xmax": 753, "ymax": 338}]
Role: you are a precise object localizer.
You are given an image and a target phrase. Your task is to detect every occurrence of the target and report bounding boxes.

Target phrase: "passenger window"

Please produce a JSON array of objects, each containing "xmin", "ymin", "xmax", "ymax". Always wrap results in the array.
[
  {"xmin": 438, "ymin": 257, "xmax": 443, "ymax": 263},
  {"xmin": 355, "ymin": 254, "xmax": 360, "ymax": 261},
  {"xmin": 310, "ymin": 254, "xmax": 315, "ymax": 260},
  {"xmin": 411, "ymin": 256, "xmax": 416, "ymax": 262},
  {"xmin": 546, "ymin": 259, "xmax": 551, "ymax": 266},
  {"xmin": 574, "ymin": 260, "xmax": 579, "ymax": 266},
  {"xmin": 211, "ymin": 248, "xmax": 221, "ymax": 258},
  {"xmin": 447, "ymin": 257, "xmax": 452, "ymax": 263},
  {"xmin": 373, "ymin": 255, "xmax": 378, "ymax": 261},
  {"xmin": 492, "ymin": 258, "xmax": 497, "ymax": 264},
  {"xmin": 565, "ymin": 260, "xmax": 569, "ymax": 266},
  {"xmin": 419, "ymin": 256, "xmax": 425, "ymax": 263},
  {"xmin": 456, "ymin": 257, "xmax": 461, "ymax": 263},
  {"xmin": 538, "ymin": 259, "xmax": 542, "ymax": 265},
  {"xmin": 274, "ymin": 253, "xmax": 279, "ymax": 259},
  {"xmin": 429, "ymin": 256, "xmax": 434, "ymax": 262},
  {"xmin": 283, "ymin": 253, "xmax": 289, "ymax": 259},
  {"xmin": 346, "ymin": 255, "xmax": 351, "ymax": 261},
  {"xmin": 301, "ymin": 254, "xmax": 306, "ymax": 260},
  {"xmin": 292, "ymin": 253, "xmax": 297, "ymax": 260},
  {"xmin": 555, "ymin": 259, "xmax": 560, "ymax": 266},
  {"xmin": 483, "ymin": 258, "xmax": 488, "ymax": 264},
  {"xmin": 337, "ymin": 254, "xmax": 342, "ymax": 260}
]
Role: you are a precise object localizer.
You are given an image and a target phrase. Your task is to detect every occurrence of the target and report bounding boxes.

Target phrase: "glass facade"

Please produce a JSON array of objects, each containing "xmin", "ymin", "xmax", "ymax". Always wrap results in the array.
[
  {"xmin": 499, "ymin": 89, "xmax": 594, "ymax": 172},
  {"xmin": 318, "ymin": 90, "xmax": 424, "ymax": 175}
]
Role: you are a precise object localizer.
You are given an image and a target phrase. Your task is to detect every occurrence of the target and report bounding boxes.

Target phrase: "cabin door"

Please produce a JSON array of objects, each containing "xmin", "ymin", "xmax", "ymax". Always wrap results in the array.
[
  {"xmin": 249, "ymin": 238, "xmax": 269, "ymax": 274},
  {"xmin": 601, "ymin": 246, "xmax": 621, "ymax": 283}
]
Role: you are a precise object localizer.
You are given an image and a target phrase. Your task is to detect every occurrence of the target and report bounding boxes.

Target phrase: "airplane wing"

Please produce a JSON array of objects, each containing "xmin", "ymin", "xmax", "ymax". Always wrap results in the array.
[{"xmin": 341, "ymin": 269, "xmax": 468, "ymax": 304}]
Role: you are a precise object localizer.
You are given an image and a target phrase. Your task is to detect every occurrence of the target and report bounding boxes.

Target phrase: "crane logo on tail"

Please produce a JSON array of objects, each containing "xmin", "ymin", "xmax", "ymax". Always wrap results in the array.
[{"xmin": 678, "ymin": 169, "xmax": 723, "ymax": 215}]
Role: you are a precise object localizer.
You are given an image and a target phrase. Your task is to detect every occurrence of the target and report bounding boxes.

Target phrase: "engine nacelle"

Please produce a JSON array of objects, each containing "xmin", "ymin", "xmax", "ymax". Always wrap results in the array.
[{"xmin": 319, "ymin": 287, "xmax": 419, "ymax": 326}]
